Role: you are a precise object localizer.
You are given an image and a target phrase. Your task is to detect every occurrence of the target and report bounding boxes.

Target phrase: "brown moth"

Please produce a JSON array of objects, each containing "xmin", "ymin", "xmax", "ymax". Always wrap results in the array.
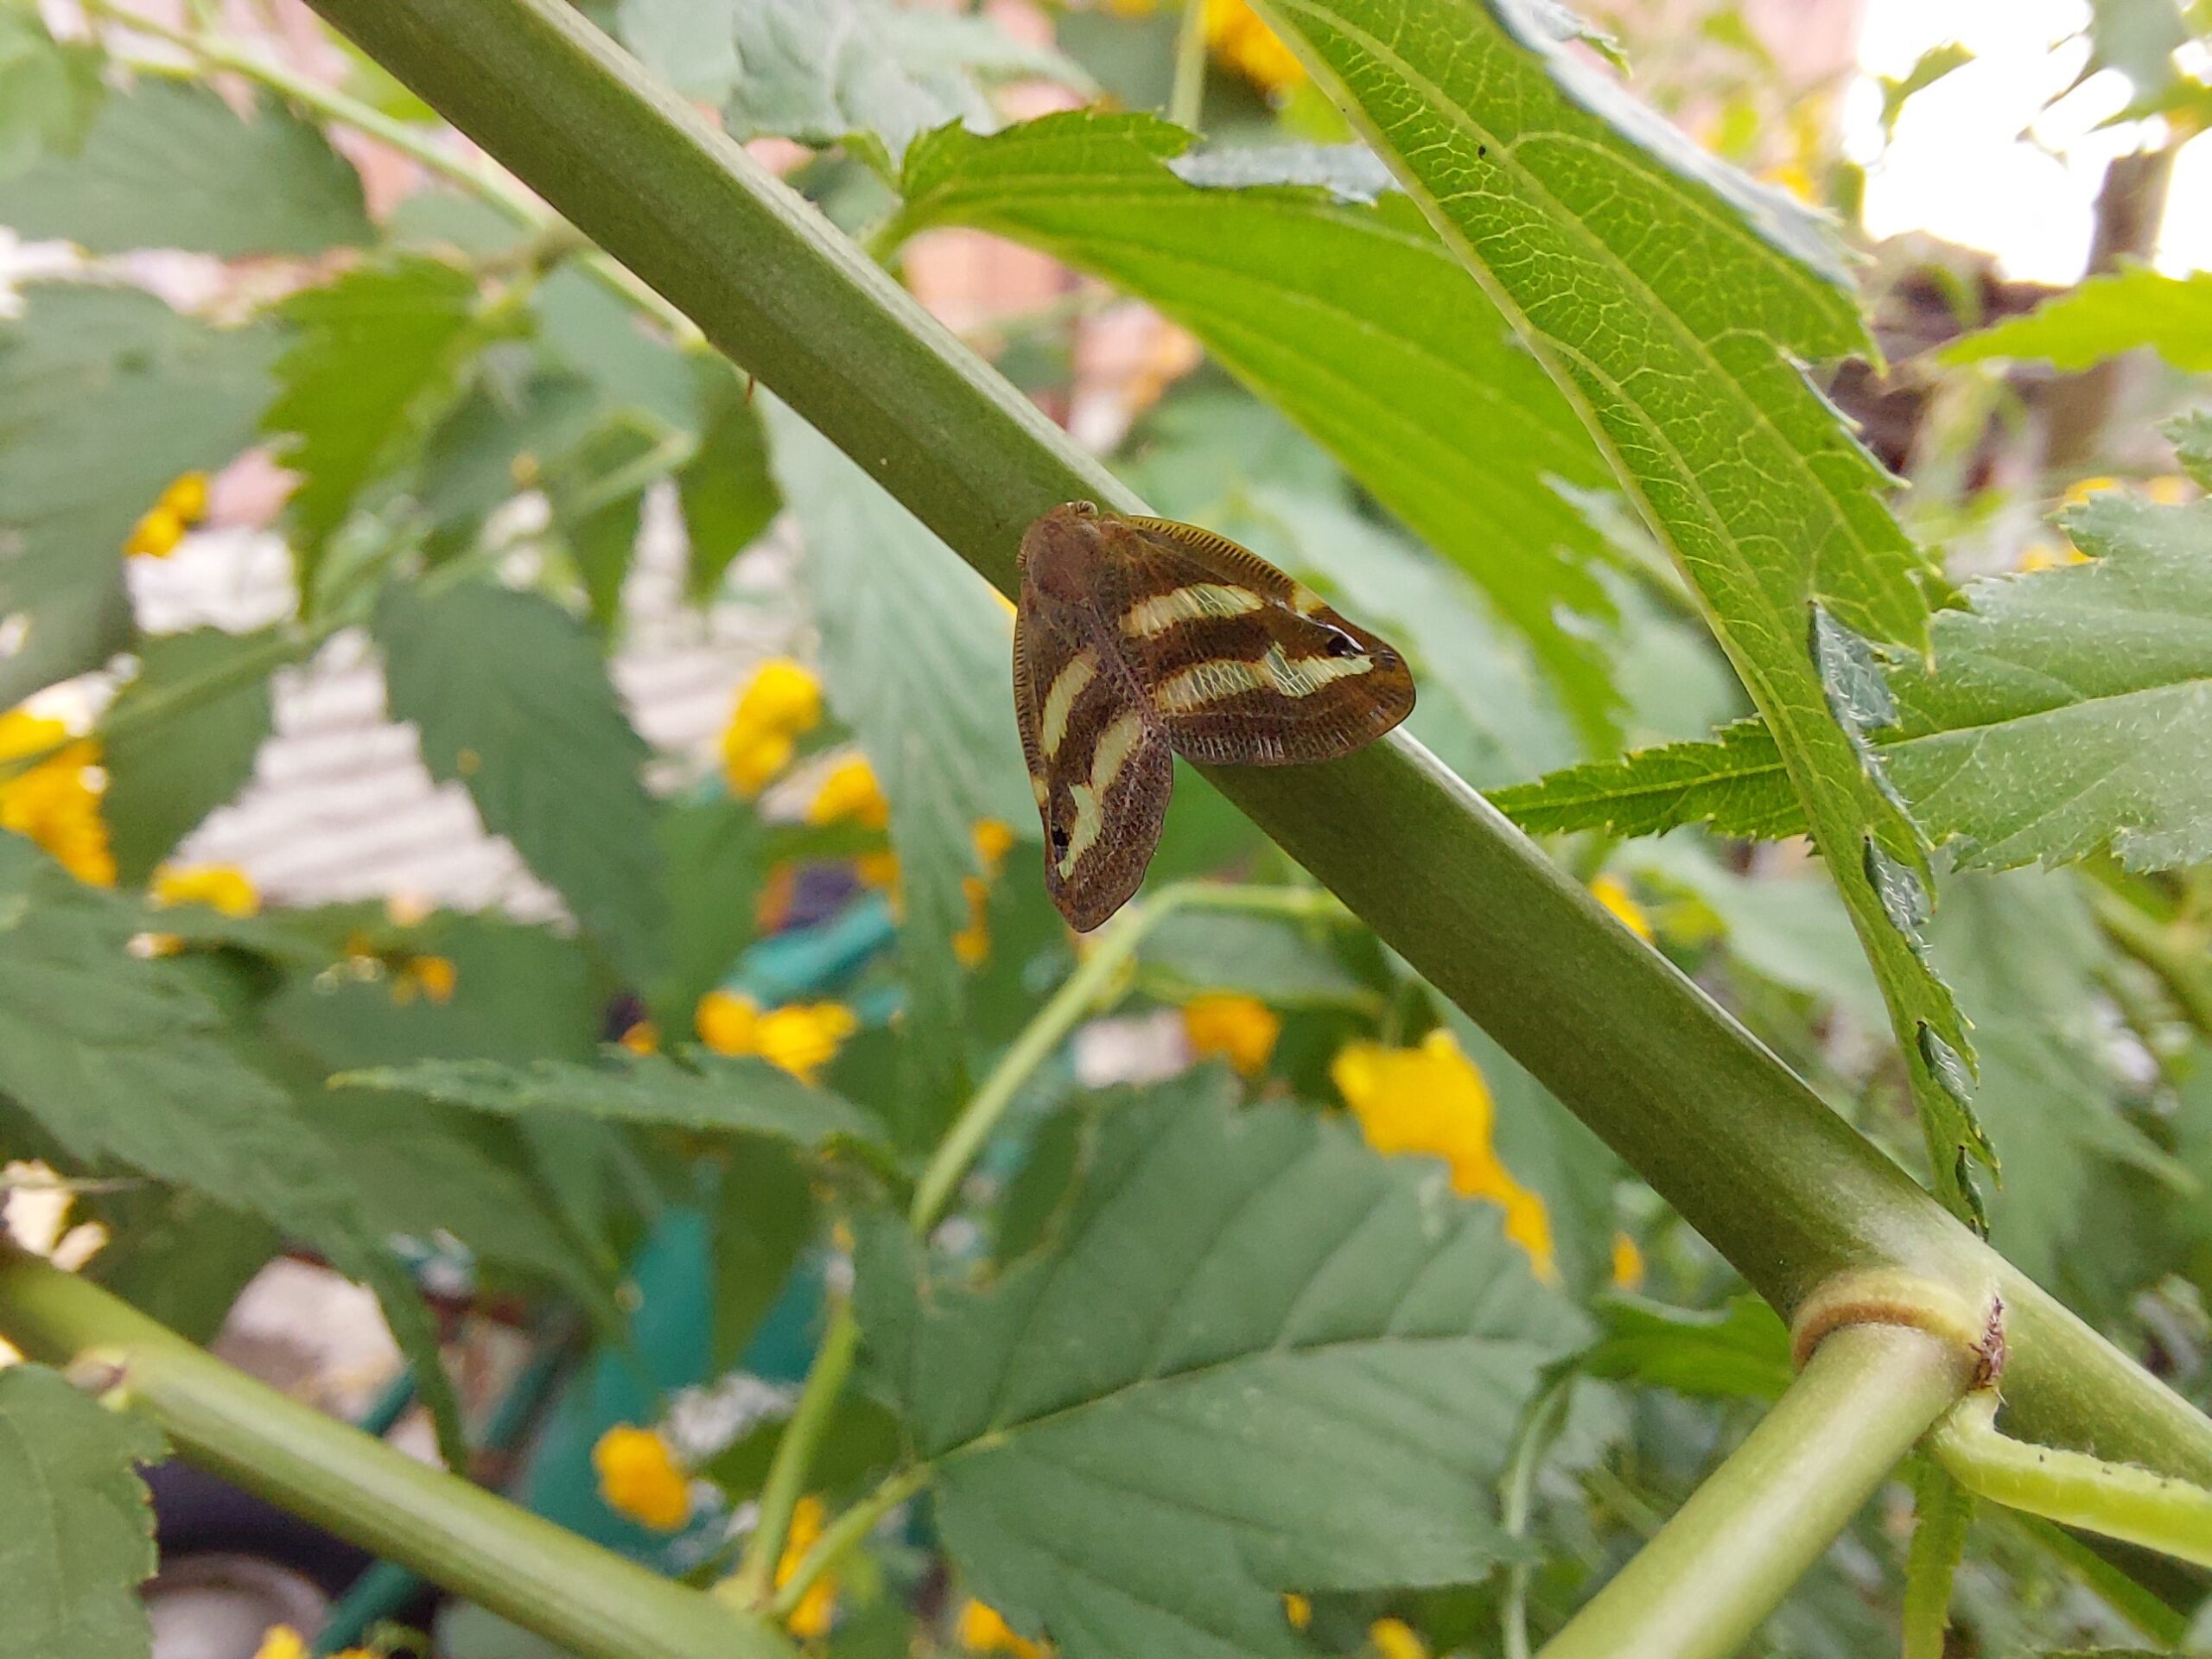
[{"xmin": 1014, "ymin": 500, "xmax": 1415, "ymax": 931}]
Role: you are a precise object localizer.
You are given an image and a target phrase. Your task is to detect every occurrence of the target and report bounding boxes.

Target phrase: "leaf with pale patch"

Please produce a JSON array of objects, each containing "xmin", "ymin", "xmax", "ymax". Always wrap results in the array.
[
  {"xmin": 856, "ymin": 1071, "xmax": 1581, "ymax": 1659},
  {"xmin": 0, "ymin": 1364, "xmax": 166, "ymax": 1659}
]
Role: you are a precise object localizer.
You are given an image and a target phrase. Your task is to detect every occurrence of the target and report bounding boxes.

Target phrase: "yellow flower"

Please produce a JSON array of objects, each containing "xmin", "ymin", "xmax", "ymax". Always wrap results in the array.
[
  {"xmin": 592, "ymin": 1424, "xmax": 691, "ymax": 1530},
  {"xmin": 159, "ymin": 471, "xmax": 211, "ymax": 524},
  {"xmin": 722, "ymin": 658, "xmax": 823, "ymax": 797},
  {"xmin": 391, "ymin": 954, "xmax": 457, "ymax": 1005},
  {"xmin": 620, "ymin": 1018, "xmax": 660, "ymax": 1055},
  {"xmin": 974, "ymin": 817, "xmax": 1016, "ymax": 869},
  {"xmin": 1588, "ymin": 873, "xmax": 1652, "ymax": 941},
  {"xmin": 251, "ymin": 1628, "xmax": 308, "ymax": 1659},
  {"xmin": 124, "ymin": 505, "xmax": 185, "ymax": 559},
  {"xmin": 1332, "ymin": 1029, "xmax": 1557, "ymax": 1282},
  {"xmin": 1611, "ymin": 1230, "xmax": 1646, "ymax": 1291},
  {"xmin": 2146, "ymin": 474, "xmax": 2192, "ymax": 505},
  {"xmin": 0, "ymin": 710, "xmax": 115, "ymax": 887},
  {"xmin": 952, "ymin": 818, "xmax": 1020, "ymax": 969},
  {"xmin": 2017, "ymin": 537, "xmax": 2089, "ymax": 573},
  {"xmin": 1368, "ymin": 1618, "xmax": 1428, "ymax": 1659},
  {"xmin": 854, "ymin": 850, "xmax": 900, "ymax": 890},
  {"xmin": 1205, "ymin": 0, "xmax": 1305, "ymax": 92},
  {"xmin": 1283, "ymin": 1594, "xmax": 1313, "ymax": 1630},
  {"xmin": 1182, "ymin": 992, "xmax": 1281, "ymax": 1076},
  {"xmin": 959, "ymin": 1599, "xmax": 1049, "ymax": 1658},
  {"xmin": 807, "ymin": 753, "xmax": 889, "ymax": 830},
  {"xmin": 2061, "ymin": 475, "xmax": 2120, "ymax": 507},
  {"xmin": 776, "ymin": 1494, "xmax": 837, "ymax": 1637},
  {"xmin": 152, "ymin": 863, "xmax": 259, "ymax": 918},
  {"xmin": 696, "ymin": 989, "xmax": 857, "ymax": 1084}
]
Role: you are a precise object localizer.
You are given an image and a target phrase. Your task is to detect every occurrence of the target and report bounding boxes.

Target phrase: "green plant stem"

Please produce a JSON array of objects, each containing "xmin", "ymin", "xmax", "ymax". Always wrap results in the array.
[
  {"xmin": 720, "ymin": 1292, "xmax": 862, "ymax": 1611},
  {"xmin": 2094, "ymin": 887, "xmax": 2212, "ymax": 1039},
  {"xmin": 1169, "ymin": 0, "xmax": 1209, "ymax": 130},
  {"xmin": 1499, "ymin": 1370, "xmax": 1577, "ymax": 1659},
  {"xmin": 295, "ymin": 0, "xmax": 2212, "ymax": 1493},
  {"xmin": 0, "ymin": 1250, "xmax": 794, "ymax": 1659},
  {"xmin": 1931, "ymin": 1392, "xmax": 2212, "ymax": 1569},
  {"xmin": 909, "ymin": 880, "xmax": 1342, "ymax": 1232},
  {"xmin": 1540, "ymin": 1324, "xmax": 1974, "ymax": 1659},
  {"xmin": 1902, "ymin": 1459, "xmax": 1974, "ymax": 1659},
  {"xmin": 766, "ymin": 1464, "xmax": 932, "ymax": 1623}
]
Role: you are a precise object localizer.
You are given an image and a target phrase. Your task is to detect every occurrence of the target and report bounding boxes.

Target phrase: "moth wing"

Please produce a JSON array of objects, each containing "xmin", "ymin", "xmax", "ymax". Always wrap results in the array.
[
  {"xmin": 1015, "ymin": 588, "xmax": 1173, "ymax": 932},
  {"xmin": 1113, "ymin": 516, "xmax": 1416, "ymax": 766}
]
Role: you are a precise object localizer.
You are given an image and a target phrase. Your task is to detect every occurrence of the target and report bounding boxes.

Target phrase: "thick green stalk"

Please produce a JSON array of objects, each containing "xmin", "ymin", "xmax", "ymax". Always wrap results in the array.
[
  {"xmin": 1540, "ymin": 1325, "xmax": 1973, "ymax": 1659},
  {"xmin": 0, "ymin": 1251, "xmax": 793, "ymax": 1659},
  {"xmin": 296, "ymin": 0, "xmax": 2212, "ymax": 1487}
]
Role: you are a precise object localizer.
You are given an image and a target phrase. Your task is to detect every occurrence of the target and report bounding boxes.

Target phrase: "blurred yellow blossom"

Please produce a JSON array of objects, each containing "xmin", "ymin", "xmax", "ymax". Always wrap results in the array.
[
  {"xmin": 696, "ymin": 989, "xmax": 857, "ymax": 1083},
  {"xmin": 1368, "ymin": 1618, "xmax": 1428, "ymax": 1659},
  {"xmin": 251, "ymin": 1629, "xmax": 308, "ymax": 1659},
  {"xmin": 1587, "ymin": 873, "xmax": 1652, "ymax": 941},
  {"xmin": 592, "ymin": 1424, "xmax": 691, "ymax": 1530},
  {"xmin": 1206, "ymin": 0, "xmax": 1304, "ymax": 92},
  {"xmin": 152, "ymin": 863, "xmax": 259, "ymax": 918},
  {"xmin": 959, "ymin": 1599, "xmax": 1049, "ymax": 1658},
  {"xmin": 123, "ymin": 472, "xmax": 211, "ymax": 558},
  {"xmin": 953, "ymin": 818, "xmax": 1020, "ymax": 969},
  {"xmin": 1332, "ymin": 1028, "xmax": 1557, "ymax": 1281},
  {"xmin": 1182, "ymin": 992, "xmax": 1281, "ymax": 1076},
  {"xmin": 2061, "ymin": 475, "xmax": 2120, "ymax": 507},
  {"xmin": 391, "ymin": 954, "xmax": 457, "ymax": 1006},
  {"xmin": 777, "ymin": 1494, "xmax": 837, "ymax": 1637},
  {"xmin": 2146, "ymin": 474, "xmax": 2192, "ymax": 505},
  {"xmin": 1611, "ymin": 1230, "xmax": 1646, "ymax": 1291},
  {"xmin": 808, "ymin": 753, "xmax": 890, "ymax": 830},
  {"xmin": 854, "ymin": 850, "xmax": 900, "ymax": 890},
  {"xmin": 2017, "ymin": 538, "xmax": 2089, "ymax": 573},
  {"xmin": 0, "ymin": 710, "xmax": 114, "ymax": 887},
  {"xmin": 620, "ymin": 1019, "xmax": 660, "ymax": 1055},
  {"xmin": 1283, "ymin": 1594, "xmax": 1312, "ymax": 1630},
  {"xmin": 722, "ymin": 658, "xmax": 823, "ymax": 796}
]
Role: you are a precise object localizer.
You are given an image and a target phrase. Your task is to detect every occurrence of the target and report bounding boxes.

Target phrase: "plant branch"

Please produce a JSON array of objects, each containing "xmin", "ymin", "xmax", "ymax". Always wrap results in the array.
[
  {"xmin": 293, "ymin": 0, "xmax": 2212, "ymax": 1492},
  {"xmin": 719, "ymin": 1291, "xmax": 861, "ymax": 1611},
  {"xmin": 0, "ymin": 1249, "xmax": 794, "ymax": 1659},
  {"xmin": 1930, "ymin": 1392, "xmax": 2212, "ymax": 1569},
  {"xmin": 1169, "ymin": 0, "xmax": 1209, "ymax": 131},
  {"xmin": 1539, "ymin": 1323, "xmax": 1974, "ymax": 1659},
  {"xmin": 2094, "ymin": 886, "xmax": 2212, "ymax": 1039},
  {"xmin": 766, "ymin": 1463, "xmax": 932, "ymax": 1624}
]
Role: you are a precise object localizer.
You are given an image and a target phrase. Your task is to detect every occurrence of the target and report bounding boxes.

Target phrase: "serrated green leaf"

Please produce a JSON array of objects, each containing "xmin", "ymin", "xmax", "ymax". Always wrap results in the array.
[
  {"xmin": 769, "ymin": 404, "xmax": 1030, "ymax": 1140},
  {"xmin": 0, "ymin": 288, "xmax": 276, "ymax": 702},
  {"xmin": 856, "ymin": 1072, "xmax": 1582, "ymax": 1659},
  {"xmin": 890, "ymin": 111, "xmax": 1622, "ymax": 743},
  {"xmin": 1942, "ymin": 265, "xmax": 2212, "ymax": 373},
  {"xmin": 266, "ymin": 257, "xmax": 497, "ymax": 572},
  {"xmin": 711, "ymin": 1138, "xmax": 816, "ymax": 1370},
  {"xmin": 679, "ymin": 368, "xmax": 779, "ymax": 603},
  {"xmin": 374, "ymin": 579, "xmax": 668, "ymax": 982},
  {"xmin": 102, "ymin": 628, "xmax": 278, "ymax": 886},
  {"xmin": 531, "ymin": 267, "xmax": 698, "ymax": 435},
  {"xmin": 0, "ymin": 1363, "xmax": 166, "ymax": 1659},
  {"xmin": 1254, "ymin": 0, "xmax": 1983, "ymax": 1213},
  {"xmin": 0, "ymin": 834, "xmax": 466, "ymax": 1465},
  {"xmin": 337, "ymin": 1050, "xmax": 885, "ymax": 1151},
  {"xmin": 418, "ymin": 367, "xmax": 602, "ymax": 537},
  {"xmin": 0, "ymin": 14, "xmax": 104, "ymax": 182},
  {"xmin": 547, "ymin": 413, "xmax": 668, "ymax": 631},
  {"xmin": 2168, "ymin": 409, "xmax": 2212, "ymax": 487},
  {"xmin": 0, "ymin": 79, "xmax": 369, "ymax": 256},
  {"xmin": 619, "ymin": 0, "xmax": 1090, "ymax": 164},
  {"xmin": 1580, "ymin": 1294, "xmax": 1793, "ymax": 1402},
  {"xmin": 1487, "ymin": 718, "xmax": 1800, "ymax": 839}
]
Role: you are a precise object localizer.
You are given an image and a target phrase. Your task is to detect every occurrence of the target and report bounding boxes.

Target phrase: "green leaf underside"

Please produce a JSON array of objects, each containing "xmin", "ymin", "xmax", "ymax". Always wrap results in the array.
[
  {"xmin": 1580, "ymin": 1293, "xmax": 1793, "ymax": 1402},
  {"xmin": 0, "ymin": 15, "xmax": 105, "ymax": 185},
  {"xmin": 0, "ymin": 1363, "xmax": 166, "ymax": 1659},
  {"xmin": 1252, "ymin": 0, "xmax": 1982, "ymax": 1204},
  {"xmin": 102, "ymin": 628, "xmax": 279, "ymax": 886},
  {"xmin": 891, "ymin": 111, "xmax": 1623, "ymax": 743},
  {"xmin": 0, "ymin": 287, "xmax": 277, "ymax": 703},
  {"xmin": 265, "ymin": 257, "xmax": 493, "ymax": 566},
  {"xmin": 0, "ymin": 835, "xmax": 466, "ymax": 1466},
  {"xmin": 373, "ymin": 579, "xmax": 669, "ymax": 983},
  {"xmin": 678, "ymin": 367, "xmax": 780, "ymax": 602},
  {"xmin": 335, "ymin": 1051, "xmax": 884, "ymax": 1151},
  {"xmin": 769, "ymin": 404, "xmax": 1031, "ymax": 1140},
  {"xmin": 1491, "ymin": 493, "xmax": 2212, "ymax": 874},
  {"xmin": 1942, "ymin": 264, "xmax": 2212, "ymax": 374},
  {"xmin": 0, "ymin": 79, "xmax": 371, "ymax": 257},
  {"xmin": 618, "ymin": 0, "xmax": 1089, "ymax": 164},
  {"xmin": 857, "ymin": 1072, "xmax": 1581, "ymax": 1659}
]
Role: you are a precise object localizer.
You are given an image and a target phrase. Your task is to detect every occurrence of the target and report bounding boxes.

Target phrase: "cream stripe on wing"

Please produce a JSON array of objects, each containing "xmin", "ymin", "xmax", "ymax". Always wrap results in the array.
[
  {"xmin": 1058, "ymin": 710, "xmax": 1147, "ymax": 875},
  {"xmin": 1154, "ymin": 647, "xmax": 1372, "ymax": 714},
  {"xmin": 1119, "ymin": 582, "xmax": 1264, "ymax": 639},
  {"xmin": 1040, "ymin": 652, "xmax": 1098, "ymax": 757}
]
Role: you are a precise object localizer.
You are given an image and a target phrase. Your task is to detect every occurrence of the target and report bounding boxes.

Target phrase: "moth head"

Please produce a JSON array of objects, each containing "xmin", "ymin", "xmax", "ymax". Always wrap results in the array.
[{"xmin": 1020, "ymin": 500, "xmax": 1110, "ymax": 607}]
